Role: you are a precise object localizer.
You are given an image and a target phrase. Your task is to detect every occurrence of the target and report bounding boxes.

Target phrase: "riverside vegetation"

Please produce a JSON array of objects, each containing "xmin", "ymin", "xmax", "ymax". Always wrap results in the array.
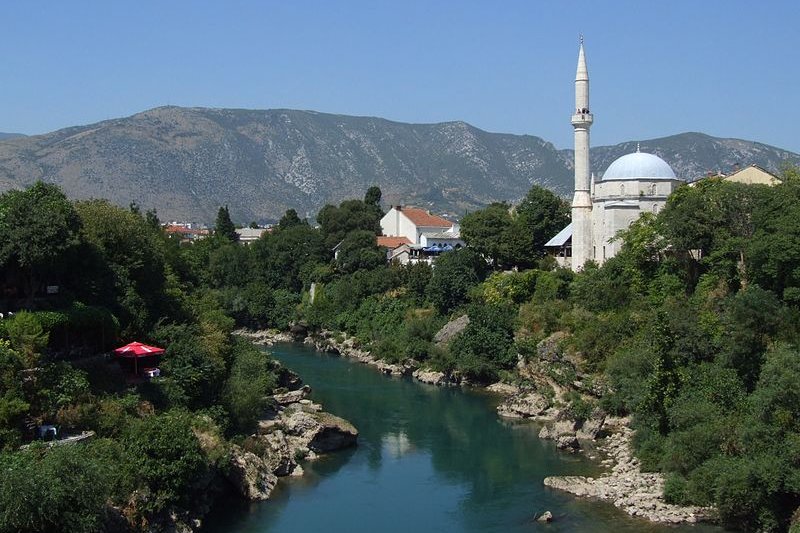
[
  {"xmin": 0, "ymin": 186, "xmax": 355, "ymax": 532},
  {"xmin": 1, "ymin": 167, "xmax": 800, "ymax": 531}
]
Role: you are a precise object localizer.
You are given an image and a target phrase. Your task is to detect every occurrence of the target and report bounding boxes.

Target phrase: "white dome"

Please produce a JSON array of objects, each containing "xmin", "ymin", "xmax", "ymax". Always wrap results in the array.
[{"xmin": 601, "ymin": 152, "xmax": 677, "ymax": 180}]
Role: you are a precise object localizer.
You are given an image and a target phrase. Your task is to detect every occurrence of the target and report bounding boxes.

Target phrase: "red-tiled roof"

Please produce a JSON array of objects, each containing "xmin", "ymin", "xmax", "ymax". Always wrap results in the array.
[
  {"xmin": 164, "ymin": 225, "xmax": 209, "ymax": 236},
  {"xmin": 399, "ymin": 207, "xmax": 453, "ymax": 228},
  {"xmin": 377, "ymin": 236, "xmax": 412, "ymax": 248}
]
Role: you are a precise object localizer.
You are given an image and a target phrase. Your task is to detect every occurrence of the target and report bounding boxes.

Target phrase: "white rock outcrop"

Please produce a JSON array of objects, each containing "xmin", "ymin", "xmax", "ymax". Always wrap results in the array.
[{"xmin": 543, "ymin": 428, "xmax": 715, "ymax": 524}]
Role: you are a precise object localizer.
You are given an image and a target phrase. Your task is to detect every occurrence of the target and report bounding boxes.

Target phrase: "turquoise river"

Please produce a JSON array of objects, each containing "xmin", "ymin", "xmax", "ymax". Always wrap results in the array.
[{"xmin": 204, "ymin": 342, "xmax": 719, "ymax": 532}]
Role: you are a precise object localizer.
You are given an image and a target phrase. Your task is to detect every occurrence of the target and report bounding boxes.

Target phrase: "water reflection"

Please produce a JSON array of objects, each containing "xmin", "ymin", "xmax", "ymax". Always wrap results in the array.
[
  {"xmin": 203, "ymin": 343, "xmax": 720, "ymax": 533},
  {"xmin": 382, "ymin": 431, "xmax": 413, "ymax": 458}
]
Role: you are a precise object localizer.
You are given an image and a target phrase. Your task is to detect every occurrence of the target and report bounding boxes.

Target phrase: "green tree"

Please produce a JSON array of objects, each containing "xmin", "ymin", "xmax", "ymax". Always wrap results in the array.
[
  {"xmin": 251, "ymin": 223, "xmax": 327, "ymax": 291},
  {"xmin": 224, "ymin": 339, "xmax": 275, "ymax": 433},
  {"xmin": 123, "ymin": 411, "xmax": 208, "ymax": 513},
  {"xmin": 76, "ymin": 200, "xmax": 176, "ymax": 336},
  {"xmin": 449, "ymin": 302, "xmax": 516, "ymax": 382},
  {"xmin": 718, "ymin": 286, "xmax": 784, "ymax": 391},
  {"xmin": 427, "ymin": 248, "xmax": 487, "ymax": 314},
  {"xmin": 0, "ymin": 341, "xmax": 28, "ymax": 450},
  {"xmin": 0, "ymin": 182, "xmax": 83, "ymax": 300},
  {"xmin": 0, "ymin": 442, "xmax": 121, "ymax": 533},
  {"xmin": 460, "ymin": 203, "xmax": 514, "ymax": 268},
  {"xmin": 515, "ymin": 185, "xmax": 571, "ymax": 266},
  {"xmin": 207, "ymin": 242, "xmax": 253, "ymax": 288},
  {"xmin": 336, "ymin": 230, "xmax": 386, "ymax": 274},
  {"xmin": 317, "ymin": 198, "xmax": 381, "ymax": 250},
  {"xmin": 215, "ymin": 205, "xmax": 238, "ymax": 242},
  {"xmin": 278, "ymin": 208, "xmax": 304, "ymax": 230},
  {"xmin": 5, "ymin": 311, "xmax": 48, "ymax": 367}
]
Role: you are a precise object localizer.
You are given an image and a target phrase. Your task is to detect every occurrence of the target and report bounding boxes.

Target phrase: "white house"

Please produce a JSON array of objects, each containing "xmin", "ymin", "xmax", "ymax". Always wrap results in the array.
[
  {"xmin": 235, "ymin": 227, "xmax": 267, "ymax": 244},
  {"xmin": 379, "ymin": 206, "xmax": 464, "ymax": 264},
  {"xmin": 380, "ymin": 206, "xmax": 459, "ymax": 244}
]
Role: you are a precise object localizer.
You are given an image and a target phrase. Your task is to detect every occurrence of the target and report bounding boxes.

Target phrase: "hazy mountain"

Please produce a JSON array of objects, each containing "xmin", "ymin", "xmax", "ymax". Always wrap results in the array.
[
  {"xmin": 0, "ymin": 133, "xmax": 25, "ymax": 141},
  {"xmin": 0, "ymin": 107, "xmax": 797, "ymax": 223},
  {"xmin": 585, "ymin": 132, "xmax": 800, "ymax": 182}
]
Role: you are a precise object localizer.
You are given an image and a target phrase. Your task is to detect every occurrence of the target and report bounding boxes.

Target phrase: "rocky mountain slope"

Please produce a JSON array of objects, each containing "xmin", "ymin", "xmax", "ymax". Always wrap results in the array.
[{"xmin": 0, "ymin": 107, "xmax": 797, "ymax": 223}]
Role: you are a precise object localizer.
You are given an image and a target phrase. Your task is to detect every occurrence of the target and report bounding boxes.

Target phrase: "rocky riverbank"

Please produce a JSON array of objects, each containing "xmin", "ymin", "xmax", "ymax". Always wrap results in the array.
[
  {"xmin": 225, "ymin": 371, "xmax": 358, "ymax": 501},
  {"xmin": 237, "ymin": 327, "xmax": 467, "ymax": 386},
  {"xmin": 238, "ymin": 326, "xmax": 714, "ymax": 526},
  {"xmin": 544, "ymin": 426, "xmax": 715, "ymax": 524}
]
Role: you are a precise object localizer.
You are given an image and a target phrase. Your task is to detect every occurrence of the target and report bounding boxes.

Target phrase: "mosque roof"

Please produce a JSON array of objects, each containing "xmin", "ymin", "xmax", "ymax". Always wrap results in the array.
[{"xmin": 602, "ymin": 151, "xmax": 677, "ymax": 181}]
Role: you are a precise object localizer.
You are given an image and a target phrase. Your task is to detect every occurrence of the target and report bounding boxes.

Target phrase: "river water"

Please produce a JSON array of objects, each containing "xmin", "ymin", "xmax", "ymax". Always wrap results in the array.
[{"xmin": 204, "ymin": 343, "xmax": 718, "ymax": 532}]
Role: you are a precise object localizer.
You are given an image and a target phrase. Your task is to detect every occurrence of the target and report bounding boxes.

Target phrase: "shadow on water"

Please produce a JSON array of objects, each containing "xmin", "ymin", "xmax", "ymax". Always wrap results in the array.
[{"xmin": 203, "ymin": 343, "xmax": 721, "ymax": 533}]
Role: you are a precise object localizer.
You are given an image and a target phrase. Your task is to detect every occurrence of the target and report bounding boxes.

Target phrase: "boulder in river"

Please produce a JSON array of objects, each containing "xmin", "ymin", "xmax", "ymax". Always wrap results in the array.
[
  {"xmin": 282, "ymin": 409, "xmax": 358, "ymax": 453},
  {"xmin": 556, "ymin": 435, "xmax": 580, "ymax": 451},
  {"xmin": 536, "ymin": 510, "xmax": 554, "ymax": 522},
  {"xmin": 309, "ymin": 412, "xmax": 358, "ymax": 452}
]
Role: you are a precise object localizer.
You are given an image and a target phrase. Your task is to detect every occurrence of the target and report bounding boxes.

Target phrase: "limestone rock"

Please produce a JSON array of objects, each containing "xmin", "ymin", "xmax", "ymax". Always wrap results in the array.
[
  {"xmin": 433, "ymin": 315, "xmax": 470, "ymax": 346},
  {"xmin": 413, "ymin": 368, "xmax": 447, "ymax": 386},
  {"xmin": 273, "ymin": 385, "xmax": 311, "ymax": 406},
  {"xmin": 576, "ymin": 409, "xmax": 606, "ymax": 440},
  {"xmin": 309, "ymin": 412, "xmax": 358, "ymax": 452},
  {"xmin": 284, "ymin": 411, "xmax": 320, "ymax": 437},
  {"xmin": 486, "ymin": 382, "xmax": 519, "ymax": 395},
  {"xmin": 536, "ymin": 331, "xmax": 568, "ymax": 362},
  {"xmin": 543, "ymin": 428, "xmax": 715, "ymax": 524},
  {"xmin": 497, "ymin": 391, "xmax": 550, "ymax": 418},
  {"xmin": 272, "ymin": 362, "xmax": 303, "ymax": 391},
  {"xmin": 556, "ymin": 435, "xmax": 580, "ymax": 451},
  {"xmin": 289, "ymin": 323, "xmax": 308, "ymax": 340},
  {"xmin": 226, "ymin": 446, "xmax": 278, "ymax": 500},
  {"xmin": 536, "ymin": 511, "xmax": 553, "ymax": 523},
  {"xmin": 262, "ymin": 430, "xmax": 297, "ymax": 476}
]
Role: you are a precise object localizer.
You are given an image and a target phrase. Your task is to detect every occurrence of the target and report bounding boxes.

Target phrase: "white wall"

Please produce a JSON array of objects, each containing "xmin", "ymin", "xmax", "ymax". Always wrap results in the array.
[{"xmin": 380, "ymin": 207, "xmax": 420, "ymax": 244}]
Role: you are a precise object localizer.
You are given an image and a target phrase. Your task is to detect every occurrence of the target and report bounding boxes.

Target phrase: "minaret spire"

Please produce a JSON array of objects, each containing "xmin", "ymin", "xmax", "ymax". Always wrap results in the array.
[{"xmin": 570, "ymin": 37, "xmax": 594, "ymax": 271}]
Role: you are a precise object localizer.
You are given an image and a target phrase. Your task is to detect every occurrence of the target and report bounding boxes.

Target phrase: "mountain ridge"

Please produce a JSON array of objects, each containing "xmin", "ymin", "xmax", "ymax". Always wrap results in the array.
[{"xmin": 0, "ymin": 106, "xmax": 797, "ymax": 223}]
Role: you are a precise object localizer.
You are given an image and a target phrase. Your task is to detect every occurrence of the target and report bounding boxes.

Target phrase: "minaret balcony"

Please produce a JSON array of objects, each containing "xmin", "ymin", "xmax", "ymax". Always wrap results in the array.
[{"xmin": 571, "ymin": 112, "xmax": 593, "ymax": 125}]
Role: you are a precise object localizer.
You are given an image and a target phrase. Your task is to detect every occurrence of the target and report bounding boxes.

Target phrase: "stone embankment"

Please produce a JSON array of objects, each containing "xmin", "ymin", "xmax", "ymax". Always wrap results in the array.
[
  {"xmin": 544, "ymin": 427, "xmax": 715, "ymax": 524},
  {"xmin": 225, "ymin": 367, "xmax": 358, "ymax": 501},
  {"xmin": 238, "ymin": 326, "xmax": 467, "ymax": 386},
  {"xmin": 235, "ymin": 328, "xmax": 294, "ymax": 345}
]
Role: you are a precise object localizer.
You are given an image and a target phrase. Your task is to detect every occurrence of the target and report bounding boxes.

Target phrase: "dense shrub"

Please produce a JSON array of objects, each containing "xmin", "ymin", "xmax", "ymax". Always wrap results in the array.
[
  {"xmin": 0, "ymin": 440, "xmax": 128, "ymax": 533},
  {"xmin": 223, "ymin": 339, "xmax": 276, "ymax": 434},
  {"xmin": 123, "ymin": 411, "xmax": 208, "ymax": 513}
]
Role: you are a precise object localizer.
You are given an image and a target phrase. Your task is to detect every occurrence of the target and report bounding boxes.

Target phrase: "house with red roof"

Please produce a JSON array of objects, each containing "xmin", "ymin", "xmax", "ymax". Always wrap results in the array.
[{"xmin": 379, "ymin": 206, "xmax": 464, "ymax": 264}]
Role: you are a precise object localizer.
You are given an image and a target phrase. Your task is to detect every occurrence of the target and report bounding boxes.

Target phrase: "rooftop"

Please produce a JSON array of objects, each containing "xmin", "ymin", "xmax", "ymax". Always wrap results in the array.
[
  {"xmin": 398, "ymin": 206, "xmax": 453, "ymax": 228},
  {"xmin": 377, "ymin": 236, "xmax": 412, "ymax": 248},
  {"xmin": 602, "ymin": 151, "xmax": 677, "ymax": 181}
]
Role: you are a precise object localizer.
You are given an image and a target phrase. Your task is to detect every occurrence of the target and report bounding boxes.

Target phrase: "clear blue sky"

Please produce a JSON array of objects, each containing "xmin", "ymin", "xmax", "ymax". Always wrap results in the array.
[{"xmin": 3, "ymin": 1, "xmax": 799, "ymax": 152}]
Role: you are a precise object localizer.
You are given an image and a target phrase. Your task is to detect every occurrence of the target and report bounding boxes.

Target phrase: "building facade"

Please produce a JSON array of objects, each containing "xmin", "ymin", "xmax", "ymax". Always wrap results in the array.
[
  {"xmin": 379, "ymin": 206, "xmax": 464, "ymax": 264},
  {"xmin": 546, "ymin": 42, "xmax": 684, "ymax": 270}
]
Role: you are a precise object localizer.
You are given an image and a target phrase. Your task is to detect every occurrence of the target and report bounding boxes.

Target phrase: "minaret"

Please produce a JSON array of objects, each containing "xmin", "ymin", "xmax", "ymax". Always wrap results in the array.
[{"xmin": 570, "ymin": 37, "xmax": 593, "ymax": 271}]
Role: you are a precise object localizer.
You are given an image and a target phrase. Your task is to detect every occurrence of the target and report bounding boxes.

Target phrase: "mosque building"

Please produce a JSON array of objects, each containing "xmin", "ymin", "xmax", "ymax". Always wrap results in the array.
[{"xmin": 545, "ymin": 41, "xmax": 684, "ymax": 271}]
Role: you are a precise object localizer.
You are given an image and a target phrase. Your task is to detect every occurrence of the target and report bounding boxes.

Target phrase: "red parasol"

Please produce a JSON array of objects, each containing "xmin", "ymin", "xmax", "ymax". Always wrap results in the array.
[{"xmin": 114, "ymin": 342, "xmax": 165, "ymax": 374}]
